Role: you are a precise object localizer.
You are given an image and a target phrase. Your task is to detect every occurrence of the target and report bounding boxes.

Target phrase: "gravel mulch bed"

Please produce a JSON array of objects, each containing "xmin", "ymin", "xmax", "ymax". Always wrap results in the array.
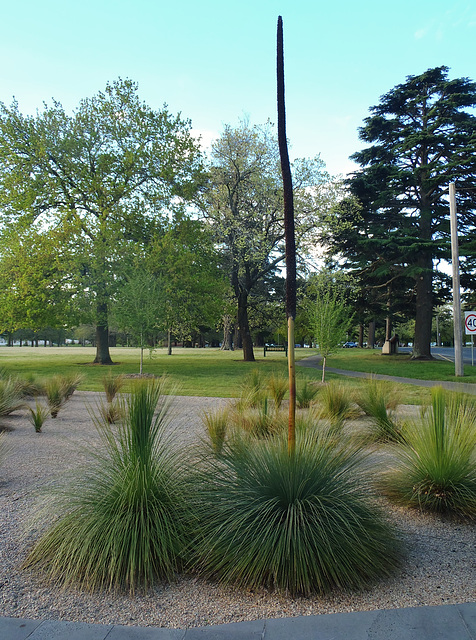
[{"xmin": 0, "ymin": 392, "xmax": 474, "ymax": 629}]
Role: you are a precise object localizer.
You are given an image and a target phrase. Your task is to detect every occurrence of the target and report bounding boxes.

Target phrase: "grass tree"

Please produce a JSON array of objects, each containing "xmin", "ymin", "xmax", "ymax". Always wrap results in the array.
[
  {"xmin": 24, "ymin": 379, "xmax": 191, "ymax": 591},
  {"xmin": 190, "ymin": 429, "xmax": 402, "ymax": 595},
  {"xmin": 379, "ymin": 387, "xmax": 476, "ymax": 518}
]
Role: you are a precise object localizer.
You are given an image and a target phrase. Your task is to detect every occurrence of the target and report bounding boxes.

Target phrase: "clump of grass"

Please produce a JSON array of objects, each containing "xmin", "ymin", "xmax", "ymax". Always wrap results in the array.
[
  {"xmin": 96, "ymin": 399, "xmax": 124, "ymax": 425},
  {"xmin": 236, "ymin": 370, "xmax": 266, "ymax": 410},
  {"xmin": 296, "ymin": 380, "xmax": 320, "ymax": 409},
  {"xmin": 318, "ymin": 380, "xmax": 355, "ymax": 431},
  {"xmin": 355, "ymin": 378, "xmax": 403, "ymax": 443},
  {"xmin": 60, "ymin": 373, "xmax": 83, "ymax": 400},
  {"xmin": 44, "ymin": 377, "xmax": 65, "ymax": 418},
  {"xmin": 0, "ymin": 377, "xmax": 25, "ymax": 416},
  {"xmin": 379, "ymin": 387, "xmax": 476, "ymax": 518},
  {"xmin": 103, "ymin": 372, "xmax": 124, "ymax": 403},
  {"xmin": 24, "ymin": 379, "xmax": 192, "ymax": 592},
  {"xmin": 267, "ymin": 374, "xmax": 288, "ymax": 409},
  {"xmin": 202, "ymin": 407, "xmax": 229, "ymax": 454},
  {"xmin": 190, "ymin": 430, "xmax": 402, "ymax": 595},
  {"xmin": 28, "ymin": 401, "xmax": 50, "ymax": 433},
  {"xmin": 231, "ymin": 398, "xmax": 281, "ymax": 439}
]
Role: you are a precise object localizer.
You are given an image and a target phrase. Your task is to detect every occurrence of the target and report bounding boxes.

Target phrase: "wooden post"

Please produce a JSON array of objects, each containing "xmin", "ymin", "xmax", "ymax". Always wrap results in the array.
[{"xmin": 450, "ymin": 182, "xmax": 464, "ymax": 377}]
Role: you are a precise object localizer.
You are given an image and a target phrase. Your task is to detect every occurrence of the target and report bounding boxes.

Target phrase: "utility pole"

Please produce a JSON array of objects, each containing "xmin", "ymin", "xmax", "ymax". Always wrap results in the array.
[{"xmin": 450, "ymin": 182, "xmax": 464, "ymax": 376}]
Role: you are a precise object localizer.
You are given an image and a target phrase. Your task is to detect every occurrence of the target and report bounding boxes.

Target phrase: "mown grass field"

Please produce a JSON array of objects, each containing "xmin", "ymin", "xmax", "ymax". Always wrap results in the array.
[{"xmin": 0, "ymin": 345, "xmax": 474, "ymax": 400}]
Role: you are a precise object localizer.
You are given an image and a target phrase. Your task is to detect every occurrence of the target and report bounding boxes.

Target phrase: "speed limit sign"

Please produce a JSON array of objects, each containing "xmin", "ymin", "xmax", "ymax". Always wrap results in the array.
[{"xmin": 464, "ymin": 311, "xmax": 476, "ymax": 335}]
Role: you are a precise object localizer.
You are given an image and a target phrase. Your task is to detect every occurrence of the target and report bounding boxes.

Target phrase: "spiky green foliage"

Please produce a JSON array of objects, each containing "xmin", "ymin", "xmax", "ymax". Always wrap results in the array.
[
  {"xmin": 28, "ymin": 401, "xmax": 50, "ymax": 433},
  {"xmin": 23, "ymin": 379, "xmax": 191, "ymax": 592},
  {"xmin": 102, "ymin": 372, "xmax": 124, "ymax": 403},
  {"xmin": 59, "ymin": 373, "xmax": 83, "ymax": 400},
  {"xmin": 190, "ymin": 430, "xmax": 402, "ymax": 595},
  {"xmin": 202, "ymin": 407, "xmax": 229, "ymax": 454},
  {"xmin": 318, "ymin": 380, "xmax": 355, "ymax": 431},
  {"xmin": 44, "ymin": 376, "xmax": 65, "ymax": 418},
  {"xmin": 379, "ymin": 387, "xmax": 476, "ymax": 518},
  {"xmin": 96, "ymin": 398, "xmax": 124, "ymax": 425},
  {"xmin": 355, "ymin": 378, "xmax": 403, "ymax": 442},
  {"xmin": 0, "ymin": 377, "xmax": 25, "ymax": 416},
  {"xmin": 296, "ymin": 380, "xmax": 319, "ymax": 409},
  {"xmin": 236, "ymin": 370, "xmax": 267, "ymax": 410},
  {"xmin": 267, "ymin": 374, "xmax": 288, "ymax": 409}
]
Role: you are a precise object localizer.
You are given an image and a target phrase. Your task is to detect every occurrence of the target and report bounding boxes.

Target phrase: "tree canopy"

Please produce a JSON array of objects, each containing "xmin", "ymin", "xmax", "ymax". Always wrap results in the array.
[
  {"xmin": 324, "ymin": 67, "xmax": 476, "ymax": 358},
  {"xmin": 0, "ymin": 79, "xmax": 202, "ymax": 363},
  {"xmin": 203, "ymin": 118, "xmax": 335, "ymax": 361}
]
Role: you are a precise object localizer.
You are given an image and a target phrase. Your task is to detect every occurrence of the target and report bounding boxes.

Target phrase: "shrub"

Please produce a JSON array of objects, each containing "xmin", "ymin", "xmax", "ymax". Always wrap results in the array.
[
  {"xmin": 23, "ymin": 379, "xmax": 191, "ymax": 591},
  {"xmin": 59, "ymin": 373, "xmax": 83, "ymax": 400},
  {"xmin": 354, "ymin": 378, "xmax": 403, "ymax": 443},
  {"xmin": 28, "ymin": 401, "xmax": 50, "ymax": 433},
  {"xmin": 379, "ymin": 387, "xmax": 476, "ymax": 518},
  {"xmin": 190, "ymin": 430, "xmax": 402, "ymax": 595}
]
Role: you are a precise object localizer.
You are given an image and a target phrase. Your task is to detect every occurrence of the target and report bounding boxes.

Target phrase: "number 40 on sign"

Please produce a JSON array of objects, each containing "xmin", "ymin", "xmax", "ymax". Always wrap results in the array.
[{"xmin": 464, "ymin": 311, "xmax": 476, "ymax": 335}]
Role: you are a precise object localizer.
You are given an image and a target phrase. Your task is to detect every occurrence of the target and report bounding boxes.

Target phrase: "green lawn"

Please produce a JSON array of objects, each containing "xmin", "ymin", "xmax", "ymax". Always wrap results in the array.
[
  {"xmin": 1, "ymin": 345, "xmax": 474, "ymax": 400},
  {"xmin": 326, "ymin": 348, "xmax": 476, "ymax": 382},
  {"xmin": 0, "ymin": 346, "xmax": 321, "ymax": 396}
]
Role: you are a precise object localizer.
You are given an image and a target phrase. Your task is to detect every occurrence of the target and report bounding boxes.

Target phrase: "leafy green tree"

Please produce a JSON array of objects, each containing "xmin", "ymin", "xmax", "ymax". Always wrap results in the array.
[
  {"xmin": 0, "ymin": 79, "xmax": 202, "ymax": 364},
  {"xmin": 305, "ymin": 273, "xmax": 353, "ymax": 382},
  {"xmin": 113, "ymin": 268, "xmax": 164, "ymax": 373},
  {"xmin": 0, "ymin": 228, "xmax": 80, "ymax": 334},
  {"xmin": 147, "ymin": 217, "xmax": 225, "ymax": 354},
  {"xmin": 340, "ymin": 67, "xmax": 476, "ymax": 359},
  {"xmin": 203, "ymin": 119, "xmax": 333, "ymax": 361}
]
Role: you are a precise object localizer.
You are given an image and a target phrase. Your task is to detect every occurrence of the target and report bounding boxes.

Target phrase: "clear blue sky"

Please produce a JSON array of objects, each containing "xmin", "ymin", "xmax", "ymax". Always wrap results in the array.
[{"xmin": 1, "ymin": 0, "xmax": 475, "ymax": 176}]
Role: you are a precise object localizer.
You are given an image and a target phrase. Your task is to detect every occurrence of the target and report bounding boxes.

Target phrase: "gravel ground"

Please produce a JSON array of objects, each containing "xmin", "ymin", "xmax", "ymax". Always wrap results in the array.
[{"xmin": 0, "ymin": 392, "xmax": 474, "ymax": 629}]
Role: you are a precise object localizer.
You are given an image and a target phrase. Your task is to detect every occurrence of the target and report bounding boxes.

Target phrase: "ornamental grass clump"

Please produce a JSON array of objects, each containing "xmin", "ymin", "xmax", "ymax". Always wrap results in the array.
[
  {"xmin": 190, "ymin": 429, "xmax": 402, "ymax": 595},
  {"xmin": 102, "ymin": 372, "xmax": 124, "ymax": 403},
  {"xmin": 23, "ymin": 379, "xmax": 191, "ymax": 592},
  {"xmin": 267, "ymin": 373, "xmax": 288, "ymax": 409},
  {"xmin": 318, "ymin": 380, "xmax": 356, "ymax": 431},
  {"xmin": 28, "ymin": 401, "xmax": 50, "ymax": 433},
  {"xmin": 355, "ymin": 378, "xmax": 403, "ymax": 443},
  {"xmin": 0, "ymin": 377, "xmax": 25, "ymax": 417},
  {"xmin": 379, "ymin": 387, "xmax": 476, "ymax": 519}
]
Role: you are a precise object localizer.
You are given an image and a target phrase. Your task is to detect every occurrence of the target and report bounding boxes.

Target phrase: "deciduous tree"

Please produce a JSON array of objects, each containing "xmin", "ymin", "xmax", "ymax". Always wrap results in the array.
[{"xmin": 0, "ymin": 79, "xmax": 202, "ymax": 363}]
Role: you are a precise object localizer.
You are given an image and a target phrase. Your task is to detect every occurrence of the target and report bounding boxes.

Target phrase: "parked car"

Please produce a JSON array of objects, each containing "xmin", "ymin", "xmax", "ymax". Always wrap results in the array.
[{"xmin": 343, "ymin": 341, "xmax": 358, "ymax": 348}]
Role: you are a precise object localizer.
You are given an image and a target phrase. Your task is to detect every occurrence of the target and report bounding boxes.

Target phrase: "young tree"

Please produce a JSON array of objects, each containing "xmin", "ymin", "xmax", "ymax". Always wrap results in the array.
[
  {"xmin": 147, "ymin": 217, "xmax": 225, "ymax": 354},
  {"xmin": 344, "ymin": 67, "xmax": 476, "ymax": 359},
  {"xmin": 308, "ymin": 291, "xmax": 351, "ymax": 382},
  {"xmin": 113, "ymin": 268, "xmax": 164, "ymax": 374},
  {"xmin": 0, "ymin": 79, "xmax": 202, "ymax": 364}
]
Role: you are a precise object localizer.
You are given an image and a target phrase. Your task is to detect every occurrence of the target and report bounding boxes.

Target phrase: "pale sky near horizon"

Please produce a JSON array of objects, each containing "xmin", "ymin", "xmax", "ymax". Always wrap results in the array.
[{"xmin": 1, "ymin": 1, "xmax": 475, "ymax": 177}]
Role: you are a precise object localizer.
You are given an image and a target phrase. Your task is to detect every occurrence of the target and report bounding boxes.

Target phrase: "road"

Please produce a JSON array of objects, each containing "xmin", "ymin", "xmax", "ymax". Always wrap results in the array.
[{"xmin": 399, "ymin": 345, "xmax": 476, "ymax": 366}]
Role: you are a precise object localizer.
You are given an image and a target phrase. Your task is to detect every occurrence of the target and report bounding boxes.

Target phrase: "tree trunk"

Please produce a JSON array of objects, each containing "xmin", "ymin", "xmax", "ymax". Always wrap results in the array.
[
  {"xmin": 167, "ymin": 328, "xmax": 172, "ymax": 355},
  {"xmin": 413, "ymin": 254, "xmax": 433, "ymax": 359},
  {"xmin": 358, "ymin": 324, "xmax": 364, "ymax": 348},
  {"xmin": 367, "ymin": 320, "xmax": 376, "ymax": 348},
  {"xmin": 93, "ymin": 301, "xmax": 113, "ymax": 364},
  {"xmin": 237, "ymin": 291, "xmax": 255, "ymax": 361}
]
